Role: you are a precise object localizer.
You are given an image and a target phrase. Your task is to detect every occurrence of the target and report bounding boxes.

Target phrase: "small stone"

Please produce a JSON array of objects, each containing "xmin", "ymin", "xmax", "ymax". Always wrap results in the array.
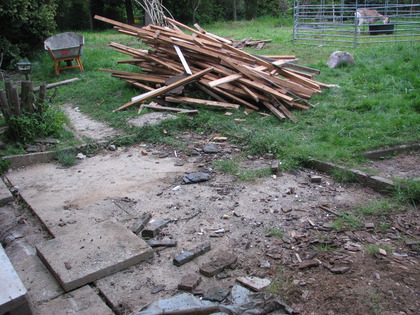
[
  {"xmin": 108, "ymin": 144, "xmax": 117, "ymax": 151},
  {"xmin": 203, "ymin": 144, "xmax": 219, "ymax": 153},
  {"xmin": 330, "ymin": 266, "xmax": 350, "ymax": 274},
  {"xmin": 379, "ymin": 248, "xmax": 387, "ymax": 256},
  {"xmin": 76, "ymin": 153, "xmax": 86, "ymax": 159},
  {"xmin": 151, "ymin": 284, "xmax": 165, "ymax": 294},
  {"xmin": 174, "ymin": 159, "xmax": 185, "ymax": 166},
  {"xmin": 298, "ymin": 259, "xmax": 320, "ymax": 270},
  {"xmin": 365, "ymin": 222, "xmax": 375, "ymax": 229},
  {"xmin": 173, "ymin": 243, "xmax": 211, "ymax": 266},
  {"xmin": 310, "ymin": 175, "xmax": 322, "ymax": 183}
]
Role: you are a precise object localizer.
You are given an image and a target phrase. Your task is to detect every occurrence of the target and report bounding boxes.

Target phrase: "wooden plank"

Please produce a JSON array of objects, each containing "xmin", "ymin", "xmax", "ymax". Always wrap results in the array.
[
  {"xmin": 114, "ymin": 67, "xmax": 214, "ymax": 111},
  {"xmin": 143, "ymin": 104, "xmax": 198, "ymax": 114},
  {"xmin": 100, "ymin": 69, "xmax": 168, "ymax": 84},
  {"xmin": 208, "ymin": 74, "xmax": 242, "ymax": 87},
  {"xmin": 263, "ymin": 102, "xmax": 285, "ymax": 121},
  {"xmin": 165, "ymin": 96, "xmax": 240, "ymax": 110},
  {"xmin": 20, "ymin": 81, "xmax": 34, "ymax": 112},
  {"xmin": 122, "ymin": 79, "xmax": 154, "ymax": 91}
]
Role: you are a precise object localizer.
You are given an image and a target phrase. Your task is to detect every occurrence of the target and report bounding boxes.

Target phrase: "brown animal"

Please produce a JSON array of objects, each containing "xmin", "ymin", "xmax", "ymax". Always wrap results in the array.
[{"xmin": 356, "ymin": 9, "xmax": 390, "ymax": 33}]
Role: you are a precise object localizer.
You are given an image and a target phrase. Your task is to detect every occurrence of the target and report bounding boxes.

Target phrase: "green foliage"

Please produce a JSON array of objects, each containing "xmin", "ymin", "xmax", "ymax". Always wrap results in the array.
[
  {"xmin": 0, "ymin": 0, "xmax": 57, "ymax": 67},
  {"xmin": 266, "ymin": 227, "xmax": 284, "ymax": 238},
  {"xmin": 5, "ymin": 105, "xmax": 67, "ymax": 145},
  {"xmin": 213, "ymin": 158, "xmax": 271, "ymax": 181},
  {"xmin": 330, "ymin": 168, "xmax": 358, "ymax": 183},
  {"xmin": 331, "ymin": 213, "xmax": 362, "ymax": 231},
  {"xmin": 0, "ymin": 159, "xmax": 11, "ymax": 175},
  {"xmin": 392, "ymin": 179, "xmax": 420, "ymax": 206}
]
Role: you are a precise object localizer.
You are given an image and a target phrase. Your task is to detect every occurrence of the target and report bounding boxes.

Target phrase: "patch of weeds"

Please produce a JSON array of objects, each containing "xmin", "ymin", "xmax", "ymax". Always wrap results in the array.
[
  {"xmin": 0, "ymin": 159, "xmax": 11, "ymax": 175},
  {"xmin": 331, "ymin": 213, "xmax": 362, "ymax": 232},
  {"xmin": 268, "ymin": 277, "xmax": 295, "ymax": 296},
  {"xmin": 356, "ymin": 199, "xmax": 399, "ymax": 217},
  {"xmin": 213, "ymin": 159, "xmax": 239, "ymax": 175},
  {"xmin": 364, "ymin": 244, "xmax": 381, "ymax": 255},
  {"xmin": 365, "ymin": 244, "xmax": 393, "ymax": 256},
  {"xmin": 362, "ymin": 289, "xmax": 384, "ymax": 315},
  {"xmin": 55, "ymin": 150, "xmax": 77, "ymax": 167},
  {"xmin": 266, "ymin": 227, "xmax": 284, "ymax": 238},
  {"xmin": 330, "ymin": 168, "xmax": 358, "ymax": 183},
  {"xmin": 315, "ymin": 243, "xmax": 336, "ymax": 252},
  {"xmin": 236, "ymin": 167, "xmax": 271, "ymax": 181},
  {"xmin": 392, "ymin": 178, "xmax": 420, "ymax": 206},
  {"xmin": 213, "ymin": 159, "xmax": 271, "ymax": 181}
]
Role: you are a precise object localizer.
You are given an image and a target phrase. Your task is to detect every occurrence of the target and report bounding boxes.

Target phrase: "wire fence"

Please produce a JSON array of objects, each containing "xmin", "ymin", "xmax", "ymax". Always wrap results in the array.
[{"xmin": 293, "ymin": 2, "xmax": 420, "ymax": 47}]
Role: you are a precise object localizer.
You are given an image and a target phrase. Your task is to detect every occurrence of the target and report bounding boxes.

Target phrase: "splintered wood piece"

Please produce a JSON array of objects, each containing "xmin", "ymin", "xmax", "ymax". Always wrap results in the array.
[
  {"xmin": 208, "ymin": 74, "xmax": 242, "ymax": 87},
  {"xmin": 166, "ymin": 96, "xmax": 240, "ymax": 110},
  {"xmin": 114, "ymin": 67, "xmax": 214, "ymax": 111},
  {"xmin": 122, "ymin": 79, "xmax": 154, "ymax": 91}
]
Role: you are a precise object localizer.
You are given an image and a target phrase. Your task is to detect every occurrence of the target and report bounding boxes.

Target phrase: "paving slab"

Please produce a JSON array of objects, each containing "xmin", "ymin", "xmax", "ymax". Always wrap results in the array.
[
  {"xmin": 5, "ymin": 147, "xmax": 193, "ymax": 237},
  {"xmin": 36, "ymin": 220, "xmax": 154, "ymax": 292},
  {"xmin": 35, "ymin": 285, "xmax": 113, "ymax": 315},
  {"xmin": 0, "ymin": 245, "xmax": 33, "ymax": 315},
  {"xmin": 0, "ymin": 179, "xmax": 13, "ymax": 206}
]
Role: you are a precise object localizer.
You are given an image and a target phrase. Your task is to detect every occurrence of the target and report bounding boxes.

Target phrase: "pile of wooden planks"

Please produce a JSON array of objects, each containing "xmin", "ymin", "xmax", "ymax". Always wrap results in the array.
[{"xmin": 95, "ymin": 15, "xmax": 332, "ymax": 122}]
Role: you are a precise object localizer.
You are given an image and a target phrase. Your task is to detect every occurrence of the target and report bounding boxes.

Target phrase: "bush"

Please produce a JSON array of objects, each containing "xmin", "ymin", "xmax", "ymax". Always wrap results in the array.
[
  {"xmin": 6, "ymin": 104, "xmax": 67, "ymax": 144},
  {"xmin": 0, "ymin": 0, "xmax": 57, "ymax": 68}
]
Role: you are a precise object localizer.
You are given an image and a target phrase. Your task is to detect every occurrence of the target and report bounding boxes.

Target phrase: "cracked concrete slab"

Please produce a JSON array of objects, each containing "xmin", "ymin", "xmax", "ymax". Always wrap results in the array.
[
  {"xmin": 35, "ymin": 285, "xmax": 113, "ymax": 315},
  {"xmin": 36, "ymin": 220, "xmax": 154, "ymax": 292}
]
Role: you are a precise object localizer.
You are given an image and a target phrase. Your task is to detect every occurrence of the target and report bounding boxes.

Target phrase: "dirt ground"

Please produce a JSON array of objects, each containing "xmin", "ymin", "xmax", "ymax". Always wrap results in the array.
[{"xmin": 0, "ymin": 110, "xmax": 419, "ymax": 315}]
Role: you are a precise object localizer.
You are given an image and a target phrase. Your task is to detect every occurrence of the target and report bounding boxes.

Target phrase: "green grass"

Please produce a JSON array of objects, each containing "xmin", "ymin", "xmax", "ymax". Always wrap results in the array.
[
  {"xmin": 213, "ymin": 158, "xmax": 272, "ymax": 181},
  {"xmin": 1, "ymin": 18, "xmax": 418, "ymax": 176},
  {"xmin": 266, "ymin": 227, "xmax": 285, "ymax": 238}
]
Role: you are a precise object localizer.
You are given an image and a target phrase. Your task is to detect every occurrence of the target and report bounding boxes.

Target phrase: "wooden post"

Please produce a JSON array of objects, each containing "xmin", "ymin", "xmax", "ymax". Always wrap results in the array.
[
  {"xmin": 5, "ymin": 82, "xmax": 21, "ymax": 117},
  {"xmin": 0, "ymin": 90, "xmax": 12, "ymax": 121},
  {"xmin": 21, "ymin": 81, "xmax": 34, "ymax": 112},
  {"xmin": 36, "ymin": 84, "xmax": 47, "ymax": 114}
]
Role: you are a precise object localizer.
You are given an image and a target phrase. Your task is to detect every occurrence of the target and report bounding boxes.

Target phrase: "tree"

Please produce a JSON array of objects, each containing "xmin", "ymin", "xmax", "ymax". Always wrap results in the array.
[{"xmin": 0, "ymin": 0, "xmax": 57, "ymax": 68}]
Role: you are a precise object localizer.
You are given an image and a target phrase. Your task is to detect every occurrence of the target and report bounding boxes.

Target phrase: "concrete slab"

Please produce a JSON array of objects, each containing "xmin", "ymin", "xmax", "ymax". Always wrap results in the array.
[
  {"xmin": 0, "ymin": 245, "xmax": 33, "ymax": 315},
  {"xmin": 0, "ymin": 179, "xmax": 13, "ymax": 206},
  {"xmin": 36, "ymin": 221, "xmax": 154, "ymax": 292},
  {"xmin": 5, "ymin": 147, "xmax": 193, "ymax": 237},
  {"xmin": 11, "ymin": 249, "xmax": 64, "ymax": 305},
  {"xmin": 35, "ymin": 285, "xmax": 113, "ymax": 315}
]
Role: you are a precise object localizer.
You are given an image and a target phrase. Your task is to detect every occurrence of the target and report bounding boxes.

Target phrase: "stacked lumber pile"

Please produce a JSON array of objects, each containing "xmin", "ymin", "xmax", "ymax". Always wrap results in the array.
[{"xmin": 95, "ymin": 15, "xmax": 332, "ymax": 122}]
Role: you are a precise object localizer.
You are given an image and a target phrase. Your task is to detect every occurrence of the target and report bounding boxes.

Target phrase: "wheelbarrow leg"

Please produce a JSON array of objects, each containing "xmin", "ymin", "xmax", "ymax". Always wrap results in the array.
[
  {"xmin": 54, "ymin": 60, "xmax": 60, "ymax": 75},
  {"xmin": 76, "ymin": 57, "xmax": 84, "ymax": 72}
]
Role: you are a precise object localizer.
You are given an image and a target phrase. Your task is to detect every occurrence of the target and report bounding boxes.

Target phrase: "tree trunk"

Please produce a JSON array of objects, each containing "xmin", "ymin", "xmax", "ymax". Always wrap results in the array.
[
  {"xmin": 233, "ymin": 0, "xmax": 237, "ymax": 21},
  {"xmin": 125, "ymin": 0, "xmax": 134, "ymax": 25}
]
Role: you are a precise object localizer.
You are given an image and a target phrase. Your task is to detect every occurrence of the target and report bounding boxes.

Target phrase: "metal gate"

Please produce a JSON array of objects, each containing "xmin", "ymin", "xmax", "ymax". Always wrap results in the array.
[{"xmin": 293, "ymin": 1, "xmax": 420, "ymax": 47}]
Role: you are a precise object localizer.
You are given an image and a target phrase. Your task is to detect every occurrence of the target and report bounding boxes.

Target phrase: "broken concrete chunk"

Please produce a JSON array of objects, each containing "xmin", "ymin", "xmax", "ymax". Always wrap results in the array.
[
  {"xmin": 178, "ymin": 274, "xmax": 202, "ymax": 291},
  {"xmin": 131, "ymin": 213, "xmax": 152, "ymax": 235},
  {"xmin": 298, "ymin": 259, "xmax": 320, "ymax": 270},
  {"xmin": 183, "ymin": 172, "xmax": 211, "ymax": 184},
  {"xmin": 271, "ymin": 160, "xmax": 280, "ymax": 173},
  {"xmin": 173, "ymin": 242, "xmax": 211, "ymax": 266},
  {"xmin": 236, "ymin": 276, "xmax": 271, "ymax": 292},
  {"xmin": 203, "ymin": 286, "xmax": 230, "ymax": 302},
  {"xmin": 199, "ymin": 251, "xmax": 237, "ymax": 277},
  {"xmin": 141, "ymin": 218, "xmax": 170, "ymax": 238}
]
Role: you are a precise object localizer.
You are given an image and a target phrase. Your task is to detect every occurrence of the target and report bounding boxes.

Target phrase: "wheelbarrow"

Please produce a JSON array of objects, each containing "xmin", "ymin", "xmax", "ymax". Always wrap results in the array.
[{"xmin": 44, "ymin": 32, "xmax": 85, "ymax": 75}]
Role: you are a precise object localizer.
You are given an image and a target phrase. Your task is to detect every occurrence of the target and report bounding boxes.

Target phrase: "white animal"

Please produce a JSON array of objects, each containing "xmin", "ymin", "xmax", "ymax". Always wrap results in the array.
[{"xmin": 355, "ymin": 9, "xmax": 390, "ymax": 33}]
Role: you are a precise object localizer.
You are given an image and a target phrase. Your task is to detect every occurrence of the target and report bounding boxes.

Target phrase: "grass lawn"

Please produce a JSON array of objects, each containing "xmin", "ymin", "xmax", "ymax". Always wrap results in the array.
[{"xmin": 2, "ymin": 16, "xmax": 419, "ymax": 170}]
